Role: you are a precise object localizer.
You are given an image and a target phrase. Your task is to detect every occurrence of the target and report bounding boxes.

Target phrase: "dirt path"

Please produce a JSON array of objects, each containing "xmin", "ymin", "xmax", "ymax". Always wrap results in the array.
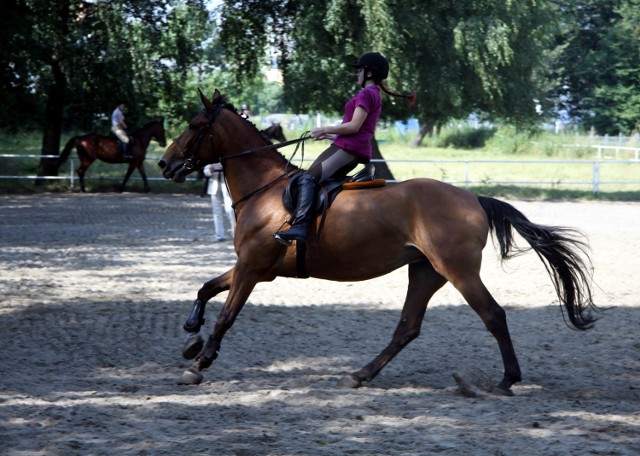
[{"xmin": 0, "ymin": 193, "xmax": 638, "ymax": 455}]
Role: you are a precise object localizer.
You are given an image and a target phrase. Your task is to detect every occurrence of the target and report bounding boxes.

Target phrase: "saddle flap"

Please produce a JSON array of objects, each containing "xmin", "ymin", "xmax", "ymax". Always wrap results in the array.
[
  {"xmin": 282, "ymin": 173, "xmax": 342, "ymax": 215},
  {"xmin": 281, "ymin": 164, "xmax": 386, "ymax": 216}
]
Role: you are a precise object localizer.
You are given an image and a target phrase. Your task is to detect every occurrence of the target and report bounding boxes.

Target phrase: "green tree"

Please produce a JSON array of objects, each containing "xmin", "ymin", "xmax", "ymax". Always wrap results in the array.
[
  {"xmin": 219, "ymin": 0, "xmax": 553, "ymax": 140},
  {"xmin": 0, "ymin": 1, "xmax": 41, "ymax": 129},
  {"xmin": 0, "ymin": 0, "xmax": 210, "ymax": 178},
  {"xmin": 546, "ymin": 0, "xmax": 640, "ymax": 134},
  {"xmin": 589, "ymin": 1, "xmax": 640, "ymax": 134}
]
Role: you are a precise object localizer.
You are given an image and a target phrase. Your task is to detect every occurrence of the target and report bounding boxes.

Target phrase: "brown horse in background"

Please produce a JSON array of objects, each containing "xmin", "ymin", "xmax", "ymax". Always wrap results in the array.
[
  {"xmin": 58, "ymin": 119, "xmax": 167, "ymax": 192},
  {"xmin": 158, "ymin": 89, "xmax": 597, "ymax": 395},
  {"xmin": 261, "ymin": 123, "xmax": 287, "ymax": 143}
]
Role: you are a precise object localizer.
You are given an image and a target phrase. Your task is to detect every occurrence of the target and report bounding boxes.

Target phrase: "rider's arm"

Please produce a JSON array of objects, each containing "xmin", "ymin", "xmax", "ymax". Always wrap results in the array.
[
  {"xmin": 310, "ymin": 106, "xmax": 368, "ymax": 139},
  {"xmin": 117, "ymin": 113, "xmax": 128, "ymax": 130}
]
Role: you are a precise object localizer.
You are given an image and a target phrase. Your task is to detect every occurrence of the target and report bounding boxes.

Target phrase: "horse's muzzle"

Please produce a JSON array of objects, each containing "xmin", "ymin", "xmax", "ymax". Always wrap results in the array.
[
  {"xmin": 158, "ymin": 158, "xmax": 189, "ymax": 182},
  {"xmin": 172, "ymin": 166, "xmax": 191, "ymax": 183}
]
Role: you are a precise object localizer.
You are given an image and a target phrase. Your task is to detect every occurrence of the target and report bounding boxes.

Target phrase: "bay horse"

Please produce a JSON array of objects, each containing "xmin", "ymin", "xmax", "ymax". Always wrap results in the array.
[
  {"xmin": 58, "ymin": 119, "xmax": 167, "ymax": 192},
  {"xmin": 261, "ymin": 123, "xmax": 287, "ymax": 142},
  {"xmin": 158, "ymin": 89, "xmax": 597, "ymax": 395}
]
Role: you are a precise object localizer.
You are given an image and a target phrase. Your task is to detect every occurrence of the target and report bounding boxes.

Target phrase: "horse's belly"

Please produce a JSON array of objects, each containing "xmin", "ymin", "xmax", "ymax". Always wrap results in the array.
[{"xmin": 277, "ymin": 241, "xmax": 421, "ymax": 281}]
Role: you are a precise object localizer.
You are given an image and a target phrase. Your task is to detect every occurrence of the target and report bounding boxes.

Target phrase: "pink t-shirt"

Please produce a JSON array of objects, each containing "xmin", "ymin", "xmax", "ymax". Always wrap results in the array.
[{"xmin": 333, "ymin": 85, "xmax": 381, "ymax": 162}]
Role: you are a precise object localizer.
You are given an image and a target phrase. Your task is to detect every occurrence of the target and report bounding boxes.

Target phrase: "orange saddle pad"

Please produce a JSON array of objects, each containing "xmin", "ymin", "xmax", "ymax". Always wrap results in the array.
[{"xmin": 342, "ymin": 179, "xmax": 387, "ymax": 190}]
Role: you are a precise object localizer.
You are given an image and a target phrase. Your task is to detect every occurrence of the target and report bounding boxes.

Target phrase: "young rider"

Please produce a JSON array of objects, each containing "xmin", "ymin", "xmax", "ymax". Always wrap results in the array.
[{"xmin": 274, "ymin": 51, "xmax": 415, "ymax": 245}]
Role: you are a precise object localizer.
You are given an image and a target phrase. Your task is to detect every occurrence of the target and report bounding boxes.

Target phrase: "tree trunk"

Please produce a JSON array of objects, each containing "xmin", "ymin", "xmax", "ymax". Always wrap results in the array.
[
  {"xmin": 36, "ymin": 0, "xmax": 69, "ymax": 184},
  {"xmin": 411, "ymin": 123, "xmax": 434, "ymax": 147},
  {"xmin": 36, "ymin": 60, "xmax": 66, "ymax": 182},
  {"xmin": 370, "ymin": 136, "xmax": 395, "ymax": 181}
]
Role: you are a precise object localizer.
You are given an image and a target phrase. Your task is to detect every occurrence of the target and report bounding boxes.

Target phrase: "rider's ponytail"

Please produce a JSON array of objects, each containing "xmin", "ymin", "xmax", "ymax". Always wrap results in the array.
[{"xmin": 379, "ymin": 83, "xmax": 417, "ymax": 107}]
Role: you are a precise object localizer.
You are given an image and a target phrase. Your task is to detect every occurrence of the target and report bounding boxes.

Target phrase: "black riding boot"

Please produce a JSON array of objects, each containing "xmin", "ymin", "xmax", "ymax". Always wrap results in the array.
[
  {"xmin": 274, "ymin": 174, "xmax": 317, "ymax": 245},
  {"xmin": 124, "ymin": 140, "xmax": 133, "ymax": 161}
]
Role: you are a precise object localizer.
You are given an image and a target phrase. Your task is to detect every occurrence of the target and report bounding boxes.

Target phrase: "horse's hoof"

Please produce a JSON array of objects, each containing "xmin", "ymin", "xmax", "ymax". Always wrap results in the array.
[
  {"xmin": 338, "ymin": 374, "xmax": 362, "ymax": 388},
  {"xmin": 490, "ymin": 384, "xmax": 514, "ymax": 397},
  {"xmin": 182, "ymin": 334, "xmax": 204, "ymax": 360},
  {"xmin": 178, "ymin": 368, "xmax": 203, "ymax": 385}
]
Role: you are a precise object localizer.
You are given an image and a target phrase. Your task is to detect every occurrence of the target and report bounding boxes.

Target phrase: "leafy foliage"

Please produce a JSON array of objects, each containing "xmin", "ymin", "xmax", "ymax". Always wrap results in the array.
[
  {"xmin": 1, "ymin": 0, "xmax": 210, "ymax": 131},
  {"xmin": 219, "ymin": 0, "xmax": 553, "ymax": 128},
  {"xmin": 546, "ymin": 0, "xmax": 640, "ymax": 134}
]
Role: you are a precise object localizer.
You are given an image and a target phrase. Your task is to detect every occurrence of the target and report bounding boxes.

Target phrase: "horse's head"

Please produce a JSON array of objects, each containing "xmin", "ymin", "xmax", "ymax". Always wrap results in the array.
[
  {"xmin": 159, "ymin": 89, "xmax": 230, "ymax": 183},
  {"xmin": 262, "ymin": 123, "xmax": 287, "ymax": 143},
  {"xmin": 154, "ymin": 117, "xmax": 167, "ymax": 147}
]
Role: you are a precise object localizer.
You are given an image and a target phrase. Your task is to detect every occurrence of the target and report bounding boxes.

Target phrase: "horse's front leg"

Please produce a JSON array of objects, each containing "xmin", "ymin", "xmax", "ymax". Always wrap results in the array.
[
  {"xmin": 182, "ymin": 268, "xmax": 234, "ymax": 359},
  {"xmin": 137, "ymin": 163, "xmax": 150, "ymax": 193},
  {"xmin": 120, "ymin": 163, "xmax": 136, "ymax": 192},
  {"xmin": 179, "ymin": 272, "xmax": 258, "ymax": 385}
]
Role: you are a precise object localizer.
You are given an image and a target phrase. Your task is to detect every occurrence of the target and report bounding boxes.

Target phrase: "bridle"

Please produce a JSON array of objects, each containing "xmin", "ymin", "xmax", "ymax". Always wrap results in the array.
[
  {"xmin": 171, "ymin": 103, "xmax": 227, "ymax": 172},
  {"xmin": 170, "ymin": 103, "xmax": 311, "ymax": 208}
]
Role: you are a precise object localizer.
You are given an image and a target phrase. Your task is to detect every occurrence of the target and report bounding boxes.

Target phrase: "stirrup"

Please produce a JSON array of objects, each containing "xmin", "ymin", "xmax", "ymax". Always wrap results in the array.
[
  {"xmin": 273, "ymin": 224, "xmax": 308, "ymax": 245},
  {"xmin": 273, "ymin": 233, "xmax": 293, "ymax": 246}
]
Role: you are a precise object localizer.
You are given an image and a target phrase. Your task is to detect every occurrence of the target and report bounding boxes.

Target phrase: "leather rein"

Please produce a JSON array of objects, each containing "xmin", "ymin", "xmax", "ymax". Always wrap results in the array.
[{"xmin": 171, "ymin": 103, "xmax": 311, "ymax": 208}]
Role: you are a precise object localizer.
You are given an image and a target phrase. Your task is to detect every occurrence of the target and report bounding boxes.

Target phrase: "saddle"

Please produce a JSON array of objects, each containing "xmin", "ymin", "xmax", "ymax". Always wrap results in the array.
[
  {"xmin": 282, "ymin": 163, "xmax": 386, "ymax": 215},
  {"xmin": 282, "ymin": 164, "xmax": 386, "ymax": 279},
  {"xmin": 109, "ymin": 132, "xmax": 132, "ymax": 157}
]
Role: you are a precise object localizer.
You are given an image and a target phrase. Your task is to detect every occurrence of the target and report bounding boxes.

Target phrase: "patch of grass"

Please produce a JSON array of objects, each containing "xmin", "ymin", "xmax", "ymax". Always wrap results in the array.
[
  {"xmin": 2, "ymin": 128, "xmax": 640, "ymax": 199},
  {"xmin": 466, "ymin": 184, "xmax": 640, "ymax": 201}
]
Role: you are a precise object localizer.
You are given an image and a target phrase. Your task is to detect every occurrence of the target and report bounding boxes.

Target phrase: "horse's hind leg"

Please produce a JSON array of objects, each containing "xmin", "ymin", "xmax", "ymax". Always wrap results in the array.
[
  {"xmin": 182, "ymin": 268, "xmax": 234, "ymax": 359},
  {"xmin": 77, "ymin": 163, "xmax": 93, "ymax": 192},
  {"xmin": 340, "ymin": 261, "xmax": 447, "ymax": 388},
  {"xmin": 78, "ymin": 167, "xmax": 87, "ymax": 192},
  {"xmin": 76, "ymin": 149, "xmax": 94, "ymax": 192},
  {"xmin": 450, "ymin": 274, "xmax": 521, "ymax": 395}
]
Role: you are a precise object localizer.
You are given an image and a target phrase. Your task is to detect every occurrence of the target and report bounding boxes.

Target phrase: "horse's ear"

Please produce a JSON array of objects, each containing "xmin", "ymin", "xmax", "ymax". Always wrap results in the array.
[
  {"xmin": 212, "ymin": 89, "xmax": 221, "ymax": 103},
  {"xmin": 198, "ymin": 88, "xmax": 213, "ymax": 112}
]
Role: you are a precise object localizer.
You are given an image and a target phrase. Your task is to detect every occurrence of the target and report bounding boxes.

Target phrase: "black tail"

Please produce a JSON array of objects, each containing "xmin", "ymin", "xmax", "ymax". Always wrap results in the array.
[
  {"xmin": 58, "ymin": 136, "xmax": 79, "ymax": 167},
  {"xmin": 478, "ymin": 196, "xmax": 597, "ymax": 330}
]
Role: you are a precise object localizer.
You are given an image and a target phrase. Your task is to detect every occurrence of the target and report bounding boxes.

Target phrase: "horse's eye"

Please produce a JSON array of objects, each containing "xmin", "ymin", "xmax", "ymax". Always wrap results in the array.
[{"xmin": 188, "ymin": 122, "xmax": 199, "ymax": 130}]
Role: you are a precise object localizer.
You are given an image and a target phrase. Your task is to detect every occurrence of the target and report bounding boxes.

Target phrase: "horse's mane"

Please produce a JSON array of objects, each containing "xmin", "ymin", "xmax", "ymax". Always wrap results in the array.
[
  {"xmin": 217, "ymin": 93, "xmax": 299, "ymax": 170},
  {"xmin": 218, "ymin": 96, "xmax": 264, "ymax": 139},
  {"xmin": 135, "ymin": 119, "xmax": 163, "ymax": 132}
]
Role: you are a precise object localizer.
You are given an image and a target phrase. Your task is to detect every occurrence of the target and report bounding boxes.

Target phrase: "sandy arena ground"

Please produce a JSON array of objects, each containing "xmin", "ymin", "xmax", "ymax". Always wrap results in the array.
[{"xmin": 0, "ymin": 192, "xmax": 638, "ymax": 455}]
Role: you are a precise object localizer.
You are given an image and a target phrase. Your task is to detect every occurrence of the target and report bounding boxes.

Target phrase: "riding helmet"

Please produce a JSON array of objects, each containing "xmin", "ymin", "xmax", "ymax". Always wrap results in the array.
[{"xmin": 351, "ymin": 52, "xmax": 389, "ymax": 80}]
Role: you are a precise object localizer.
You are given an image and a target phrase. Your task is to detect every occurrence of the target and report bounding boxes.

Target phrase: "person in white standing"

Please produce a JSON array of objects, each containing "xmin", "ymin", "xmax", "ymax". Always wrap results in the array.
[{"xmin": 203, "ymin": 163, "xmax": 235, "ymax": 242}]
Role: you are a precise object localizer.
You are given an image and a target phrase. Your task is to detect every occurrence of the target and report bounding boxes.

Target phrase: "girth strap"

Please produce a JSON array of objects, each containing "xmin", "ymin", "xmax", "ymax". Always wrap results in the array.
[{"xmin": 296, "ymin": 241, "xmax": 309, "ymax": 278}]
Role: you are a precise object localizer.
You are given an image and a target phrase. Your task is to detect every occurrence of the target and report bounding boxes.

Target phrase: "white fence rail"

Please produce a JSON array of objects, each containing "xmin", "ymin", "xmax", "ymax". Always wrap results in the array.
[
  {"xmin": 0, "ymin": 154, "xmax": 205, "ymax": 188},
  {"xmin": 592, "ymin": 145, "xmax": 640, "ymax": 160},
  {"xmin": 1, "ymin": 153, "xmax": 639, "ymax": 194}
]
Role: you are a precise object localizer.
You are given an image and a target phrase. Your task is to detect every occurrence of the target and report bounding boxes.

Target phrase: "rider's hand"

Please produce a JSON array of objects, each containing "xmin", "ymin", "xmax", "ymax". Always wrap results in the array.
[{"xmin": 310, "ymin": 127, "xmax": 334, "ymax": 140}]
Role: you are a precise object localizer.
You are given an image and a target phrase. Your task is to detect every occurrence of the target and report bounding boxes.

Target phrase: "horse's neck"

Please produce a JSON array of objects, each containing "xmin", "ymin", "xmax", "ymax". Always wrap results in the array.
[
  {"xmin": 219, "ymin": 117, "xmax": 289, "ymax": 204},
  {"xmin": 225, "ymin": 158, "xmax": 291, "ymax": 212},
  {"xmin": 135, "ymin": 128, "xmax": 153, "ymax": 147}
]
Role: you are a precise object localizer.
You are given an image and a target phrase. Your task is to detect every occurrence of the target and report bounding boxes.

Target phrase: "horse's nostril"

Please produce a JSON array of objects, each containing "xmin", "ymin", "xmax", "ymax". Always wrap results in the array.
[{"xmin": 158, "ymin": 159, "xmax": 167, "ymax": 169}]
